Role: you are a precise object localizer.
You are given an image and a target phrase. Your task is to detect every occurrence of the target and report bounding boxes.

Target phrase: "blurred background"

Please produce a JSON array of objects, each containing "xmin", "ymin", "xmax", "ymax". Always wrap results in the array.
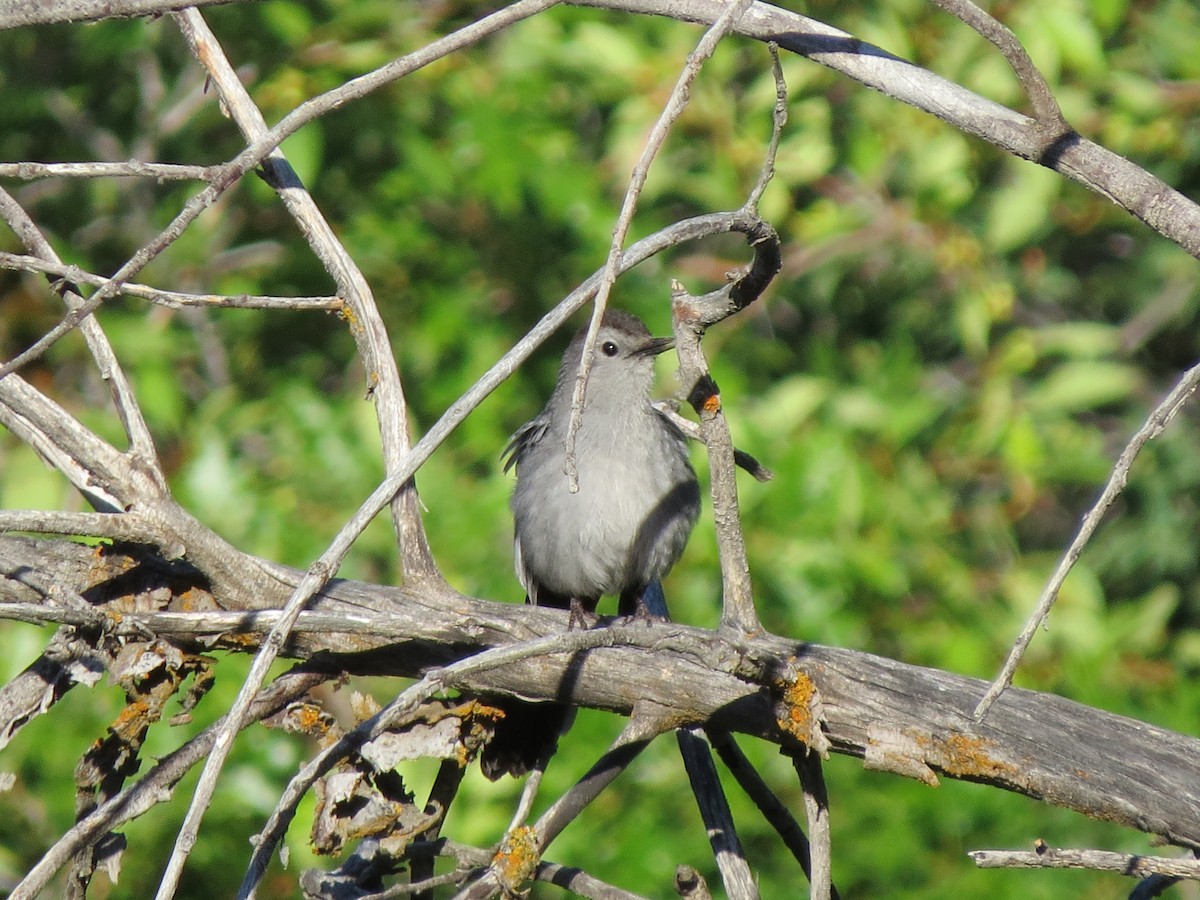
[{"xmin": 2, "ymin": 0, "xmax": 1200, "ymax": 895}]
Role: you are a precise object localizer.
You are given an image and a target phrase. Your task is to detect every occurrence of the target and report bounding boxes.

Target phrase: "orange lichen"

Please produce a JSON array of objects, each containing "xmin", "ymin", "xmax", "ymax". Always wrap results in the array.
[
  {"xmin": 492, "ymin": 825, "xmax": 540, "ymax": 893},
  {"xmin": 294, "ymin": 704, "xmax": 330, "ymax": 734},
  {"xmin": 919, "ymin": 732, "xmax": 1021, "ymax": 780},
  {"xmin": 775, "ymin": 668, "xmax": 818, "ymax": 743}
]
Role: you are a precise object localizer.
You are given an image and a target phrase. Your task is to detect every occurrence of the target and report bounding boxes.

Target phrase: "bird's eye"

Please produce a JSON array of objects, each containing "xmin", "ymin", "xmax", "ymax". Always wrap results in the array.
[{"xmin": 601, "ymin": 341, "xmax": 619, "ymax": 357}]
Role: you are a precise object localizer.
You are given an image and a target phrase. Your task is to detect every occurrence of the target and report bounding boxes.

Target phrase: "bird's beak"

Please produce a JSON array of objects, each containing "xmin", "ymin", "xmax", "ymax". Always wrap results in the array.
[{"xmin": 635, "ymin": 336, "xmax": 675, "ymax": 357}]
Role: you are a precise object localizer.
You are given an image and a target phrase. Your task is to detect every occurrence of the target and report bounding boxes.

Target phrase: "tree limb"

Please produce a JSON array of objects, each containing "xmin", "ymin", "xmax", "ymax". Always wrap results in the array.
[{"xmin": 3, "ymin": 535, "xmax": 1198, "ymax": 853}]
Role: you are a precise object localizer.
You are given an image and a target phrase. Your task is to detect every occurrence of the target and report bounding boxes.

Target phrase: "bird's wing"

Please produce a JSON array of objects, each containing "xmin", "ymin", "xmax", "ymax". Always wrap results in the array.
[{"xmin": 501, "ymin": 417, "xmax": 549, "ymax": 473}]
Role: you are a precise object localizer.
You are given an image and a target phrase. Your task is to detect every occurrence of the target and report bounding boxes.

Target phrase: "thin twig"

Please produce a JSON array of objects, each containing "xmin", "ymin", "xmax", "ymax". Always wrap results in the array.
[
  {"xmin": 361, "ymin": 867, "xmax": 472, "ymax": 899},
  {"xmin": 238, "ymin": 627, "xmax": 667, "ymax": 900},
  {"xmin": 653, "ymin": 404, "xmax": 773, "ymax": 481},
  {"xmin": 0, "ymin": 252, "xmax": 339, "ymax": 309},
  {"xmin": 708, "ymin": 730, "xmax": 839, "ymax": 897},
  {"xmin": 975, "ymin": 361, "xmax": 1200, "ymax": 718},
  {"xmin": 6, "ymin": 669, "xmax": 326, "ymax": 900},
  {"xmin": 173, "ymin": 8, "xmax": 439, "ymax": 582},
  {"xmin": 0, "ymin": 160, "xmax": 220, "ymax": 181},
  {"xmin": 927, "ymin": 0, "xmax": 1066, "ymax": 129},
  {"xmin": 677, "ymin": 728, "xmax": 759, "ymax": 899},
  {"xmin": 969, "ymin": 846, "xmax": 1200, "ymax": 879},
  {"xmin": 792, "ymin": 751, "xmax": 832, "ymax": 900},
  {"xmin": 562, "ymin": 0, "xmax": 756, "ymax": 489},
  {"xmin": 745, "ymin": 43, "xmax": 788, "ymax": 213}
]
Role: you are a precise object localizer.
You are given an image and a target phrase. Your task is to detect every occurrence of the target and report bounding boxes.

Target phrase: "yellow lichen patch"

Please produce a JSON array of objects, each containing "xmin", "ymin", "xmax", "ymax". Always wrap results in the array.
[
  {"xmin": 295, "ymin": 703, "xmax": 331, "ymax": 735},
  {"xmin": 492, "ymin": 825, "xmax": 540, "ymax": 894},
  {"xmin": 775, "ymin": 668, "xmax": 817, "ymax": 743},
  {"xmin": 110, "ymin": 699, "xmax": 151, "ymax": 737},
  {"xmin": 922, "ymin": 733, "xmax": 1022, "ymax": 781}
]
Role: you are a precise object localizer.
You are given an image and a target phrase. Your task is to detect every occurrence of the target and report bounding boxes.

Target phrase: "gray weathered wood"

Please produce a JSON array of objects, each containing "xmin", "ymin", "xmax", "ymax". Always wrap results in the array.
[{"xmin": 2, "ymin": 534, "xmax": 1199, "ymax": 851}]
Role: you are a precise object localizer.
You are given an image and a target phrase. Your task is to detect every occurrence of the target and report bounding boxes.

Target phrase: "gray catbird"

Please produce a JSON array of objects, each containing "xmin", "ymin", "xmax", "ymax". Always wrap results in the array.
[{"xmin": 480, "ymin": 309, "xmax": 701, "ymax": 779}]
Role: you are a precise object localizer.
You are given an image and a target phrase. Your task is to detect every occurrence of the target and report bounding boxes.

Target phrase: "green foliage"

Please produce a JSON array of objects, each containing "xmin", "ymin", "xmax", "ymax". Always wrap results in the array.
[{"xmin": 3, "ymin": 0, "xmax": 1200, "ymax": 896}]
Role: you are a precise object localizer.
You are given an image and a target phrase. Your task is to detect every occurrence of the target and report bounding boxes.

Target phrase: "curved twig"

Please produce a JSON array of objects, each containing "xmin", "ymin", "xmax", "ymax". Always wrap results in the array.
[{"xmin": 927, "ymin": 0, "xmax": 1067, "ymax": 131}]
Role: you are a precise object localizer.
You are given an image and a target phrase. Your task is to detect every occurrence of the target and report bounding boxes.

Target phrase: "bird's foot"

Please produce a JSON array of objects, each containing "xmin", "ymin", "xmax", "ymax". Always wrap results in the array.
[
  {"xmin": 567, "ymin": 598, "xmax": 598, "ymax": 630},
  {"xmin": 618, "ymin": 598, "xmax": 668, "ymax": 626}
]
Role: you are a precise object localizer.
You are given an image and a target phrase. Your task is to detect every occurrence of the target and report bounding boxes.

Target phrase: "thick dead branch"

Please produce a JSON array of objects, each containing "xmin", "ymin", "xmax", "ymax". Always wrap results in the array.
[{"xmin": 3, "ymin": 535, "xmax": 1199, "ymax": 853}]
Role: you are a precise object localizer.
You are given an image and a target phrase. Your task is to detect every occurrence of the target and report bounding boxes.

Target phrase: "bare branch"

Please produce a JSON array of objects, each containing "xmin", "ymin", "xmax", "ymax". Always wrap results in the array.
[
  {"xmin": 0, "ymin": 0, "xmax": 264, "ymax": 28},
  {"xmin": 969, "ymin": 845, "xmax": 1200, "ymax": 879},
  {"xmin": 677, "ymin": 728, "xmax": 759, "ymax": 899},
  {"xmin": 7, "ymin": 668, "xmax": 327, "ymax": 900},
  {"xmin": 563, "ymin": 0, "xmax": 755, "ymax": 488},
  {"xmin": 0, "ymin": 375, "xmax": 130, "ymax": 511},
  {"xmin": 567, "ymin": 0, "xmax": 1200, "ymax": 259},
  {"xmin": 745, "ymin": 43, "xmax": 788, "ymax": 213},
  {"xmin": 927, "ymin": 0, "xmax": 1066, "ymax": 129},
  {"xmin": 0, "ymin": 509, "xmax": 157, "ymax": 540},
  {"xmin": 0, "ymin": 160, "xmax": 219, "ymax": 180},
  {"xmin": 792, "ymin": 751, "xmax": 832, "ymax": 900},
  {"xmin": 975, "ymin": 360, "xmax": 1200, "ymax": 718},
  {"xmin": 0, "ymin": 252, "xmax": 340, "ymax": 309},
  {"xmin": 708, "ymin": 730, "xmax": 836, "ymax": 896},
  {"xmin": 172, "ymin": 8, "xmax": 439, "ymax": 581},
  {"xmin": 532, "ymin": 862, "xmax": 651, "ymax": 900},
  {"xmin": 653, "ymin": 403, "xmax": 774, "ymax": 482},
  {"xmin": 0, "ymin": 187, "xmax": 162, "ymax": 472}
]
